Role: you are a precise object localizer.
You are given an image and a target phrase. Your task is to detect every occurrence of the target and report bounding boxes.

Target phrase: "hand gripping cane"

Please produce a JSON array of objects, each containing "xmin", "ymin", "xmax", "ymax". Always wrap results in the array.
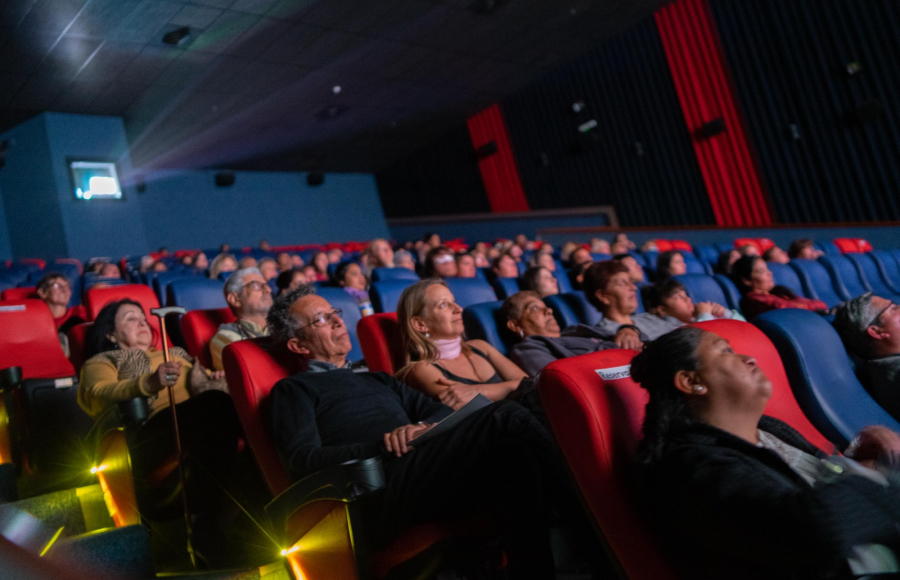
[{"xmin": 149, "ymin": 306, "xmax": 196, "ymax": 568}]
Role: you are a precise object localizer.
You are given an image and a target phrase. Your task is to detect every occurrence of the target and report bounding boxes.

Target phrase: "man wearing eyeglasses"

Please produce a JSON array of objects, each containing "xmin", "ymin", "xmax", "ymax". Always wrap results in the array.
[
  {"xmin": 265, "ymin": 285, "xmax": 572, "ymax": 578},
  {"xmin": 210, "ymin": 267, "xmax": 273, "ymax": 370},
  {"xmin": 835, "ymin": 292, "xmax": 900, "ymax": 420}
]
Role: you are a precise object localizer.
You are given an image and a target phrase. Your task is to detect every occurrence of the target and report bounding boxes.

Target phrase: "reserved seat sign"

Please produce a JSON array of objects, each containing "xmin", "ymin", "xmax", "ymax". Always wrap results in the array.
[{"xmin": 595, "ymin": 365, "xmax": 631, "ymax": 381}]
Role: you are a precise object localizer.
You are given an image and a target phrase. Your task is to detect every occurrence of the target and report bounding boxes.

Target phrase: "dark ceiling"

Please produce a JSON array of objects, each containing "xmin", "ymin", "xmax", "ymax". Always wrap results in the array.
[{"xmin": 0, "ymin": 0, "xmax": 672, "ymax": 173}]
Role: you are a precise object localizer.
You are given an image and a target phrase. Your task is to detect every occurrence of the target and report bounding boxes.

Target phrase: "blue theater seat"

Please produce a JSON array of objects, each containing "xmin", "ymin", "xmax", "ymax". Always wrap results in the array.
[
  {"xmin": 871, "ymin": 250, "xmax": 900, "ymax": 289},
  {"xmin": 545, "ymin": 292, "xmax": 601, "ymax": 329},
  {"xmin": 315, "ymin": 287, "xmax": 363, "ymax": 363},
  {"xmin": 755, "ymin": 308, "xmax": 900, "ymax": 447},
  {"xmin": 788, "ymin": 259, "xmax": 844, "ymax": 308},
  {"xmin": 693, "ymin": 245, "xmax": 719, "ymax": 272},
  {"xmin": 370, "ymin": 267, "xmax": 419, "ymax": 282},
  {"xmin": 627, "ymin": 252, "xmax": 648, "ymax": 267},
  {"xmin": 370, "ymin": 279, "xmax": 415, "ymax": 313},
  {"xmin": 681, "ymin": 253, "xmax": 707, "ymax": 275},
  {"xmin": 591, "ymin": 253, "xmax": 611, "ymax": 262},
  {"xmin": 712, "ymin": 274, "xmax": 742, "ymax": 311},
  {"xmin": 766, "ymin": 263, "xmax": 807, "ymax": 298},
  {"xmin": 816, "ymin": 241, "xmax": 841, "ymax": 256},
  {"xmin": 166, "ymin": 278, "xmax": 227, "ymax": 311},
  {"xmin": 673, "ymin": 274, "xmax": 731, "ymax": 309},
  {"xmin": 462, "ymin": 301, "xmax": 516, "ymax": 356},
  {"xmin": 845, "ymin": 253, "xmax": 900, "ymax": 300},
  {"xmin": 552, "ymin": 261, "xmax": 572, "ymax": 294},
  {"xmin": 444, "ymin": 277, "xmax": 497, "ymax": 308},
  {"xmin": 819, "ymin": 255, "xmax": 869, "ymax": 301},
  {"xmin": 491, "ymin": 277, "xmax": 520, "ymax": 300},
  {"xmin": 151, "ymin": 271, "xmax": 199, "ymax": 306}
]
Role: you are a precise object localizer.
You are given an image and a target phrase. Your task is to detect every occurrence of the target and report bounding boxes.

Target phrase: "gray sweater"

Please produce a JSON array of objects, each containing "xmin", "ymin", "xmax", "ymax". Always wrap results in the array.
[{"xmin": 509, "ymin": 329, "xmax": 618, "ymax": 377}]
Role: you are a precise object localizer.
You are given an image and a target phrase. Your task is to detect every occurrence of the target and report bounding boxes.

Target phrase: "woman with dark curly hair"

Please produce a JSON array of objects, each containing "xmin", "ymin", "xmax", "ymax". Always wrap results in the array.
[
  {"xmin": 730, "ymin": 255, "xmax": 826, "ymax": 319},
  {"xmin": 633, "ymin": 327, "xmax": 900, "ymax": 580}
]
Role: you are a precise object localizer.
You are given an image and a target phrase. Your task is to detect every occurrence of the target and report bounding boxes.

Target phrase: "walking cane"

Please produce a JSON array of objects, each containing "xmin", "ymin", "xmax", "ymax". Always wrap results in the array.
[{"xmin": 149, "ymin": 306, "xmax": 196, "ymax": 568}]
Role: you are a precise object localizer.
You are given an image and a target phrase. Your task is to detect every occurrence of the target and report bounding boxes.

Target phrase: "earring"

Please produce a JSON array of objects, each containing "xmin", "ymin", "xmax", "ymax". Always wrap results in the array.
[
  {"xmin": 694, "ymin": 385, "xmax": 703, "ymax": 392},
  {"xmin": 518, "ymin": 330, "xmax": 524, "ymax": 338},
  {"xmin": 425, "ymin": 331, "xmax": 430, "ymax": 338}
]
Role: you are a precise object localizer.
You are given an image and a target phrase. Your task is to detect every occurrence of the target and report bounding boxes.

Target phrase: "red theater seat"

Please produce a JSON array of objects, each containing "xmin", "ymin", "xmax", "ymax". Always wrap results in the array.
[
  {"xmin": 0, "ymin": 299, "xmax": 73, "ymax": 379},
  {"xmin": 833, "ymin": 237, "xmax": 873, "ymax": 254},
  {"xmin": 357, "ymin": 313, "xmax": 404, "ymax": 374},
  {"xmin": 85, "ymin": 284, "xmax": 162, "ymax": 350},
  {"xmin": 181, "ymin": 308, "xmax": 236, "ymax": 369},
  {"xmin": 67, "ymin": 322, "xmax": 92, "ymax": 376},
  {"xmin": 222, "ymin": 338, "xmax": 493, "ymax": 580},
  {"xmin": 0, "ymin": 287, "xmax": 36, "ymax": 301},
  {"xmin": 734, "ymin": 237, "xmax": 775, "ymax": 253}
]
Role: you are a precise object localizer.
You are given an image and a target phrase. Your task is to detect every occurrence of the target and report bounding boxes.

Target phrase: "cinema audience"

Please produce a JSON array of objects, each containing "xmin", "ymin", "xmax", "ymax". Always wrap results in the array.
[
  {"xmin": 520, "ymin": 266, "xmax": 559, "ymax": 298},
  {"xmin": 208, "ymin": 253, "xmax": 237, "ymax": 280},
  {"xmin": 656, "ymin": 250, "xmax": 687, "ymax": 280},
  {"xmin": 422, "ymin": 246, "xmax": 458, "ymax": 278},
  {"xmin": 789, "ymin": 238, "xmax": 824, "ymax": 260},
  {"xmin": 731, "ymin": 256, "xmax": 827, "ymax": 319},
  {"xmin": 492, "ymin": 253, "xmax": 519, "ymax": 279},
  {"xmin": 209, "ymin": 268, "xmax": 272, "ymax": 370},
  {"xmin": 456, "ymin": 253, "xmax": 478, "ymax": 278}
]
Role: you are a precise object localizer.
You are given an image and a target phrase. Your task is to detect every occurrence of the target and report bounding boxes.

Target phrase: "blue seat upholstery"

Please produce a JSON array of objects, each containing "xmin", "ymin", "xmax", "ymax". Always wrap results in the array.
[
  {"xmin": 491, "ymin": 277, "xmax": 520, "ymax": 300},
  {"xmin": 819, "ymin": 255, "xmax": 869, "ymax": 301},
  {"xmin": 682, "ymin": 254, "xmax": 707, "ymax": 275},
  {"xmin": 871, "ymin": 250, "xmax": 900, "ymax": 290},
  {"xmin": 370, "ymin": 279, "xmax": 415, "ymax": 313},
  {"xmin": 712, "ymin": 274, "xmax": 742, "ymax": 312},
  {"xmin": 462, "ymin": 301, "xmax": 516, "ymax": 356},
  {"xmin": 767, "ymin": 263, "xmax": 807, "ymax": 298},
  {"xmin": 755, "ymin": 309, "xmax": 900, "ymax": 447},
  {"xmin": 673, "ymin": 274, "xmax": 730, "ymax": 308},
  {"xmin": 370, "ymin": 267, "xmax": 419, "ymax": 283},
  {"xmin": 627, "ymin": 252, "xmax": 648, "ymax": 267},
  {"xmin": 591, "ymin": 253, "xmax": 611, "ymax": 262},
  {"xmin": 816, "ymin": 241, "xmax": 841, "ymax": 256},
  {"xmin": 315, "ymin": 287, "xmax": 363, "ymax": 363},
  {"xmin": 788, "ymin": 259, "xmax": 844, "ymax": 308},
  {"xmin": 166, "ymin": 278, "xmax": 227, "ymax": 311},
  {"xmin": 715, "ymin": 243, "xmax": 734, "ymax": 254},
  {"xmin": 444, "ymin": 277, "xmax": 497, "ymax": 308},
  {"xmin": 694, "ymin": 245, "xmax": 720, "ymax": 271},
  {"xmin": 845, "ymin": 254, "xmax": 900, "ymax": 299},
  {"xmin": 545, "ymin": 292, "xmax": 601, "ymax": 329},
  {"xmin": 152, "ymin": 271, "xmax": 199, "ymax": 306},
  {"xmin": 552, "ymin": 261, "xmax": 572, "ymax": 294}
]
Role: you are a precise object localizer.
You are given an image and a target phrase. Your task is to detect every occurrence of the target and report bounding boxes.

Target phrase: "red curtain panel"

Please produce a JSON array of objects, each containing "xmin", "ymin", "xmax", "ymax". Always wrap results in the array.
[
  {"xmin": 655, "ymin": 0, "xmax": 773, "ymax": 226},
  {"xmin": 467, "ymin": 104, "xmax": 531, "ymax": 213}
]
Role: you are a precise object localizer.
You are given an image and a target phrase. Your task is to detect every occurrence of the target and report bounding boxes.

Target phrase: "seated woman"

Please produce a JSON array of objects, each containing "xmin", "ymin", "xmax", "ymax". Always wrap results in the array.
[
  {"xmin": 78, "ymin": 299, "xmax": 258, "ymax": 564},
  {"xmin": 503, "ymin": 291, "xmax": 616, "ymax": 377},
  {"xmin": 455, "ymin": 253, "xmax": 478, "ymax": 278},
  {"xmin": 633, "ymin": 326, "xmax": 900, "ymax": 579},
  {"xmin": 190, "ymin": 251, "xmax": 209, "ymax": 273},
  {"xmin": 393, "ymin": 249, "xmax": 417, "ymax": 271},
  {"xmin": 364, "ymin": 238, "xmax": 395, "ymax": 272},
  {"xmin": 520, "ymin": 266, "xmax": 559, "ymax": 298},
  {"xmin": 396, "ymin": 279, "xmax": 528, "ymax": 410},
  {"xmin": 715, "ymin": 248, "xmax": 740, "ymax": 275},
  {"xmin": 789, "ymin": 238, "xmax": 824, "ymax": 260},
  {"xmin": 275, "ymin": 267, "xmax": 307, "ymax": 296},
  {"xmin": 528, "ymin": 249, "xmax": 557, "ymax": 272},
  {"xmin": 308, "ymin": 251, "xmax": 330, "ymax": 282},
  {"xmin": 208, "ymin": 253, "xmax": 237, "ymax": 280},
  {"xmin": 731, "ymin": 255, "xmax": 826, "ymax": 319},
  {"xmin": 333, "ymin": 260, "xmax": 373, "ymax": 316},
  {"xmin": 655, "ymin": 250, "xmax": 687, "ymax": 280},
  {"xmin": 36, "ymin": 272, "xmax": 87, "ymax": 357},
  {"xmin": 644, "ymin": 278, "xmax": 745, "ymax": 325},
  {"xmin": 422, "ymin": 246, "xmax": 458, "ymax": 278},
  {"xmin": 583, "ymin": 260, "xmax": 681, "ymax": 349},
  {"xmin": 492, "ymin": 252, "xmax": 519, "ymax": 279}
]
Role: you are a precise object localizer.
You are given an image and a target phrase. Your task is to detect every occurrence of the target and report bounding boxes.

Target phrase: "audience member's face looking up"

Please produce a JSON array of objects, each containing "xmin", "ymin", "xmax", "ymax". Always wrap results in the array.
[
  {"xmin": 619, "ymin": 256, "xmax": 645, "ymax": 284},
  {"xmin": 431, "ymin": 251, "xmax": 459, "ymax": 278},
  {"xmin": 286, "ymin": 295, "xmax": 351, "ymax": 363},
  {"xmin": 663, "ymin": 252, "xmax": 687, "ymax": 277},
  {"xmin": 339, "ymin": 263, "xmax": 367, "ymax": 291},
  {"xmin": 509, "ymin": 296, "xmax": 560, "ymax": 338},
  {"xmin": 456, "ymin": 254, "xmax": 477, "ymax": 278},
  {"xmin": 37, "ymin": 276, "xmax": 71, "ymax": 308},
  {"xmin": 412, "ymin": 284, "xmax": 464, "ymax": 341},
  {"xmin": 494, "ymin": 254, "xmax": 519, "ymax": 278},
  {"xmin": 536, "ymin": 253, "xmax": 556, "ymax": 271},
  {"xmin": 533, "ymin": 267, "xmax": 558, "ymax": 297},
  {"xmin": 258, "ymin": 260, "xmax": 278, "ymax": 281},
  {"xmin": 656, "ymin": 288, "xmax": 695, "ymax": 324},
  {"xmin": 107, "ymin": 304, "xmax": 153, "ymax": 351},
  {"xmin": 597, "ymin": 272, "xmax": 638, "ymax": 316},
  {"xmin": 228, "ymin": 273, "xmax": 272, "ymax": 317},
  {"xmin": 745, "ymin": 259, "xmax": 775, "ymax": 294},
  {"xmin": 370, "ymin": 240, "xmax": 394, "ymax": 268},
  {"xmin": 571, "ymin": 248, "xmax": 593, "ymax": 266},
  {"xmin": 866, "ymin": 296, "xmax": 900, "ymax": 345}
]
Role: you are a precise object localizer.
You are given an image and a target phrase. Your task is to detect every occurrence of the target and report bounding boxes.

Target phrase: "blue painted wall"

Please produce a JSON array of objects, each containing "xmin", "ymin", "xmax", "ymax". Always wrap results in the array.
[
  {"xmin": 389, "ymin": 212, "xmax": 611, "ymax": 245},
  {"xmin": 44, "ymin": 113, "xmax": 149, "ymax": 260},
  {"xmin": 0, "ymin": 181, "xmax": 11, "ymax": 261},
  {"xmin": 136, "ymin": 170, "xmax": 388, "ymax": 252},
  {"xmin": 0, "ymin": 115, "xmax": 69, "ymax": 260}
]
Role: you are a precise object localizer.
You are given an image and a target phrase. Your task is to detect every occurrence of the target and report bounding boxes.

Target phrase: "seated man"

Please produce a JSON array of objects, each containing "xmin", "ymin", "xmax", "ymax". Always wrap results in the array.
[
  {"xmin": 613, "ymin": 252, "xmax": 646, "ymax": 286},
  {"xmin": 35, "ymin": 272, "xmax": 86, "ymax": 357},
  {"xmin": 503, "ymin": 291, "xmax": 616, "ymax": 377},
  {"xmin": 835, "ymin": 293, "xmax": 900, "ymax": 420},
  {"xmin": 209, "ymin": 268, "xmax": 272, "ymax": 370},
  {"xmin": 582, "ymin": 260, "xmax": 680, "ymax": 349},
  {"xmin": 267, "ymin": 286, "xmax": 570, "ymax": 578}
]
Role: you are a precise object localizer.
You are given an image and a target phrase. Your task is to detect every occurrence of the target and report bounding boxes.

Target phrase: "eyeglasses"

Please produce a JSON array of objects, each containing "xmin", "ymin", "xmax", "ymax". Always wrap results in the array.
[
  {"xmin": 867, "ymin": 302, "xmax": 895, "ymax": 328},
  {"xmin": 241, "ymin": 280, "xmax": 271, "ymax": 293},
  {"xmin": 47, "ymin": 281, "xmax": 70, "ymax": 290},
  {"xmin": 299, "ymin": 309, "xmax": 343, "ymax": 330}
]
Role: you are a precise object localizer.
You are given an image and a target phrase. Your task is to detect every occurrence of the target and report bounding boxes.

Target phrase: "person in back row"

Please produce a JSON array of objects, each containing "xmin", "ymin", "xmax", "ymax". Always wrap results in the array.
[
  {"xmin": 835, "ymin": 292, "xmax": 900, "ymax": 421},
  {"xmin": 36, "ymin": 272, "xmax": 87, "ymax": 357},
  {"xmin": 209, "ymin": 268, "xmax": 272, "ymax": 370},
  {"xmin": 266, "ymin": 285, "xmax": 573, "ymax": 579},
  {"xmin": 731, "ymin": 255, "xmax": 827, "ymax": 319},
  {"xmin": 502, "ymin": 291, "xmax": 616, "ymax": 377},
  {"xmin": 644, "ymin": 278, "xmax": 745, "ymax": 326}
]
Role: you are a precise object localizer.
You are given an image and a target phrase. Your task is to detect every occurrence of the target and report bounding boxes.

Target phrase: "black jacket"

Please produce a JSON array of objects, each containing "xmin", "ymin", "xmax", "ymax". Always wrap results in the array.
[{"xmin": 638, "ymin": 416, "xmax": 900, "ymax": 580}]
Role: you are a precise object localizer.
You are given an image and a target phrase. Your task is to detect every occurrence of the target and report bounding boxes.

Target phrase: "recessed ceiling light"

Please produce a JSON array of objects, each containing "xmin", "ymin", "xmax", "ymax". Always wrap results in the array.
[{"xmin": 162, "ymin": 26, "xmax": 191, "ymax": 46}]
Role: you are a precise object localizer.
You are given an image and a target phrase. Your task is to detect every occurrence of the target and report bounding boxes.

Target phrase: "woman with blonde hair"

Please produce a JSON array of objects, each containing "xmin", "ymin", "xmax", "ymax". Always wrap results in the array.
[{"xmin": 396, "ymin": 279, "xmax": 527, "ymax": 410}]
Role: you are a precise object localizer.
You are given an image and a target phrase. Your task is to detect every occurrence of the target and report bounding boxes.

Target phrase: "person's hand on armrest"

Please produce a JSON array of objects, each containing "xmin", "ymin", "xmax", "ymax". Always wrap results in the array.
[
  {"xmin": 845, "ymin": 425, "xmax": 900, "ymax": 470},
  {"xmin": 615, "ymin": 326, "xmax": 643, "ymax": 350},
  {"xmin": 383, "ymin": 423, "xmax": 434, "ymax": 457}
]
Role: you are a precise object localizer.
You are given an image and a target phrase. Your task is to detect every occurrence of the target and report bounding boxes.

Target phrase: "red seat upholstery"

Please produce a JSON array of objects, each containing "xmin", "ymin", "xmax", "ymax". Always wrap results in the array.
[
  {"xmin": 356, "ymin": 313, "xmax": 404, "ymax": 374},
  {"xmin": 85, "ymin": 284, "xmax": 162, "ymax": 350},
  {"xmin": 181, "ymin": 308, "xmax": 236, "ymax": 369},
  {"xmin": 67, "ymin": 322, "xmax": 92, "ymax": 376},
  {"xmin": 690, "ymin": 319, "xmax": 833, "ymax": 452},
  {"xmin": 833, "ymin": 237, "xmax": 873, "ymax": 254},
  {"xmin": 536, "ymin": 320, "xmax": 833, "ymax": 579},
  {"xmin": 0, "ymin": 299, "xmax": 73, "ymax": 379},
  {"xmin": 734, "ymin": 237, "xmax": 775, "ymax": 253},
  {"xmin": 653, "ymin": 239, "xmax": 692, "ymax": 252},
  {"xmin": 1, "ymin": 287, "xmax": 36, "ymax": 301},
  {"xmin": 222, "ymin": 338, "xmax": 490, "ymax": 580}
]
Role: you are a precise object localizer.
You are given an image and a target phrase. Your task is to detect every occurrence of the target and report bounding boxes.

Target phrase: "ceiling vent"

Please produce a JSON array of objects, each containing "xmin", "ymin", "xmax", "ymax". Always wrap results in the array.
[{"xmin": 162, "ymin": 26, "xmax": 191, "ymax": 46}]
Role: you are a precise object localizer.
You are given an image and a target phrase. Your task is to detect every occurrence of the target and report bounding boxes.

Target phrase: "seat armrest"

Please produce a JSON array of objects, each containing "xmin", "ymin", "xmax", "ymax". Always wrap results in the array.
[{"xmin": 265, "ymin": 457, "xmax": 385, "ymax": 529}]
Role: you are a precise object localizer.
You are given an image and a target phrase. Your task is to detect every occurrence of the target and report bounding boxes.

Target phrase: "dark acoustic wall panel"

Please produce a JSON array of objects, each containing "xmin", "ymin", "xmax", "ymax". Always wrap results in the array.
[
  {"xmin": 376, "ymin": 124, "xmax": 491, "ymax": 218},
  {"xmin": 710, "ymin": 0, "xmax": 900, "ymax": 223},
  {"xmin": 501, "ymin": 18, "xmax": 715, "ymax": 227}
]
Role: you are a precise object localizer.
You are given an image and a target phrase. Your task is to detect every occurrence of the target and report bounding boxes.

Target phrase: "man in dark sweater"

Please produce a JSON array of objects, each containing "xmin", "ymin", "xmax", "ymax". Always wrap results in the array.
[{"xmin": 266, "ymin": 285, "xmax": 565, "ymax": 579}]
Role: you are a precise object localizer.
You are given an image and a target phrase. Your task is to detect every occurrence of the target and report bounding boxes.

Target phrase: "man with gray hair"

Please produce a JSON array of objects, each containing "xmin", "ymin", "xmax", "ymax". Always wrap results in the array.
[
  {"xmin": 209, "ymin": 267, "xmax": 272, "ymax": 370},
  {"xmin": 834, "ymin": 292, "xmax": 900, "ymax": 419},
  {"xmin": 265, "ymin": 284, "xmax": 577, "ymax": 578}
]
